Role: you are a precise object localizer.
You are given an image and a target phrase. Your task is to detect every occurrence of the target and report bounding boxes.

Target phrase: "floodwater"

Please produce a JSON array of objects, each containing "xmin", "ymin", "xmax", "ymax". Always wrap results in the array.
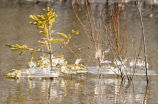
[{"xmin": 0, "ymin": 0, "xmax": 158, "ymax": 104}]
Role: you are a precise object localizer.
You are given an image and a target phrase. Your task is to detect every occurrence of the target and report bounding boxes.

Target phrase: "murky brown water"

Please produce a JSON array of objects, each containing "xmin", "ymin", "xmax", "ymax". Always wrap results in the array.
[{"xmin": 0, "ymin": 0, "xmax": 158, "ymax": 104}]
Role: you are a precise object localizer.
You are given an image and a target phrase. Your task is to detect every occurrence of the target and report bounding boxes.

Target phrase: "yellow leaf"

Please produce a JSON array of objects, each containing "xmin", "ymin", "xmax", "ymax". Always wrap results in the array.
[
  {"xmin": 41, "ymin": 15, "xmax": 45, "ymax": 20},
  {"xmin": 52, "ymin": 39, "xmax": 64, "ymax": 43},
  {"xmin": 29, "ymin": 15, "xmax": 34, "ymax": 20},
  {"xmin": 56, "ymin": 55, "xmax": 64, "ymax": 58},
  {"xmin": 37, "ymin": 26, "xmax": 44, "ymax": 29},
  {"xmin": 11, "ymin": 48, "xmax": 20, "ymax": 51},
  {"xmin": 71, "ymin": 30, "xmax": 79, "ymax": 34},
  {"xmin": 30, "ymin": 57, "xmax": 33, "ymax": 62},
  {"xmin": 38, "ymin": 40, "xmax": 44, "ymax": 44},
  {"xmin": 65, "ymin": 39, "xmax": 69, "ymax": 45},
  {"xmin": 9, "ymin": 69, "xmax": 17, "ymax": 73},
  {"xmin": 22, "ymin": 45, "xmax": 28, "ymax": 49},
  {"xmin": 43, "ymin": 8, "xmax": 47, "ymax": 12},
  {"xmin": 63, "ymin": 61, "xmax": 67, "ymax": 66},
  {"xmin": 51, "ymin": 30, "xmax": 54, "ymax": 33},
  {"xmin": 44, "ymin": 26, "xmax": 48, "ymax": 38},
  {"xmin": 47, "ymin": 7, "xmax": 50, "ymax": 11},
  {"xmin": 56, "ymin": 32, "xmax": 67, "ymax": 38},
  {"xmin": 31, "ymin": 50, "xmax": 35, "ymax": 55},
  {"xmin": 36, "ymin": 60, "xmax": 43, "ymax": 67},
  {"xmin": 39, "ymin": 31, "xmax": 45, "ymax": 34},
  {"xmin": 68, "ymin": 34, "xmax": 71, "ymax": 39},
  {"xmin": 33, "ymin": 22, "xmax": 37, "ymax": 25},
  {"xmin": 29, "ymin": 21, "xmax": 33, "ymax": 24},
  {"xmin": 6, "ymin": 44, "xmax": 11, "ymax": 47},
  {"xmin": 80, "ymin": 68, "xmax": 86, "ymax": 71},
  {"xmin": 37, "ymin": 45, "xmax": 43, "ymax": 51},
  {"xmin": 33, "ymin": 15, "xmax": 38, "ymax": 20},
  {"xmin": 58, "ymin": 68, "xmax": 61, "ymax": 71},
  {"xmin": 41, "ymin": 38, "xmax": 48, "ymax": 40},
  {"xmin": 19, "ymin": 50, "xmax": 26, "ymax": 55}
]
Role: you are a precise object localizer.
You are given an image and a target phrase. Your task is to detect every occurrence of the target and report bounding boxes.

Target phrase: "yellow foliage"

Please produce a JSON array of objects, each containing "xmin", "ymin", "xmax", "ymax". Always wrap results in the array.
[
  {"xmin": 31, "ymin": 50, "xmax": 35, "ymax": 55},
  {"xmin": 56, "ymin": 55, "xmax": 64, "ymax": 58},
  {"xmin": 30, "ymin": 57, "xmax": 33, "ymax": 62},
  {"xmin": 37, "ymin": 26, "xmax": 44, "ymax": 29},
  {"xmin": 65, "ymin": 39, "xmax": 70, "ymax": 45},
  {"xmin": 6, "ymin": 44, "xmax": 34, "ymax": 55},
  {"xmin": 10, "ymin": 48, "xmax": 20, "ymax": 51},
  {"xmin": 29, "ymin": 15, "xmax": 35, "ymax": 20},
  {"xmin": 80, "ymin": 68, "xmax": 86, "ymax": 71},
  {"xmin": 30, "ymin": 7, "xmax": 57, "ymax": 31},
  {"xmin": 63, "ymin": 61, "xmax": 68, "ymax": 66},
  {"xmin": 19, "ymin": 50, "xmax": 26, "ymax": 55},
  {"xmin": 9, "ymin": 69, "xmax": 17, "ymax": 73},
  {"xmin": 68, "ymin": 34, "xmax": 71, "ymax": 39},
  {"xmin": 41, "ymin": 38, "xmax": 48, "ymax": 40},
  {"xmin": 38, "ymin": 40, "xmax": 45, "ymax": 44},
  {"xmin": 6, "ymin": 7, "xmax": 80, "ymax": 77},
  {"xmin": 51, "ymin": 30, "xmax": 54, "ymax": 33},
  {"xmin": 71, "ymin": 30, "xmax": 79, "ymax": 35},
  {"xmin": 52, "ymin": 39, "xmax": 64, "ymax": 43},
  {"xmin": 44, "ymin": 26, "xmax": 48, "ymax": 38},
  {"xmin": 75, "ymin": 64, "xmax": 82, "ymax": 67},
  {"xmin": 58, "ymin": 68, "xmax": 61, "ymax": 72},
  {"xmin": 56, "ymin": 32, "xmax": 67, "ymax": 38},
  {"xmin": 6, "ymin": 44, "xmax": 21, "ymax": 51},
  {"xmin": 39, "ymin": 31, "xmax": 45, "ymax": 34},
  {"xmin": 36, "ymin": 60, "xmax": 43, "ymax": 67},
  {"xmin": 37, "ymin": 45, "xmax": 43, "ymax": 51},
  {"xmin": 21, "ymin": 45, "xmax": 28, "ymax": 49},
  {"xmin": 43, "ymin": 7, "xmax": 53, "ymax": 12}
]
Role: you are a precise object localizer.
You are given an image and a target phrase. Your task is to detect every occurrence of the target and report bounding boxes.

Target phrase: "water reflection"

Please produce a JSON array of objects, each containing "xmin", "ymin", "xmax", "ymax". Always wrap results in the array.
[{"xmin": 6, "ymin": 76, "xmax": 148, "ymax": 104}]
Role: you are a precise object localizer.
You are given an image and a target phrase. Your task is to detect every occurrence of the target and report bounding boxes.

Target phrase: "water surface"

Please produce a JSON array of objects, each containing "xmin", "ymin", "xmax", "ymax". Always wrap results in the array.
[{"xmin": 0, "ymin": 0, "xmax": 158, "ymax": 104}]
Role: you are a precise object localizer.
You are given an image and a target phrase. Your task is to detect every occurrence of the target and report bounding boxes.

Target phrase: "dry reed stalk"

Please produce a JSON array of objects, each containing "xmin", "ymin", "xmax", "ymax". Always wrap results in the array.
[
  {"xmin": 72, "ymin": 0, "xmax": 108, "ymax": 70},
  {"xmin": 72, "ymin": 0, "xmax": 146, "ymax": 83},
  {"xmin": 104, "ymin": 1, "xmax": 140, "ymax": 81},
  {"xmin": 74, "ymin": 44, "xmax": 98, "ymax": 66},
  {"xmin": 72, "ymin": 3, "xmax": 97, "ymax": 50},
  {"xmin": 137, "ymin": 0, "xmax": 149, "ymax": 83},
  {"xmin": 130, "ymin": 0, "xmax": 149, "ymax": 82}
]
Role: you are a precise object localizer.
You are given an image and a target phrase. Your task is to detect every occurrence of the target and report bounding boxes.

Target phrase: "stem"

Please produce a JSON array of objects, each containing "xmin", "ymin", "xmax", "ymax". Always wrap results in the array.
[
  {"xmin": 138, "ymin": 1, "xmax": 149, "ymax": 83},
  {"xmin": 48, "ymin": 24, "xmax": 53, "ymax": 71}
]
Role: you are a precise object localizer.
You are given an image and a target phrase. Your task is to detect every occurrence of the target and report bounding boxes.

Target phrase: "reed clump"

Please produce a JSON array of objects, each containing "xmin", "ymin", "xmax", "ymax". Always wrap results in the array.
[{"xmin": 72, "ymin": 0, "xmax": 148, "ymax": 83}]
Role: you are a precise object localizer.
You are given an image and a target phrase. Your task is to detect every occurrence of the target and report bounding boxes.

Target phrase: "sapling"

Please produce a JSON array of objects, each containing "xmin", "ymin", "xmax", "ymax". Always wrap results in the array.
[{"xmin": 5, "ymin": 7, "xmax": 80, "ymax": 78}]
